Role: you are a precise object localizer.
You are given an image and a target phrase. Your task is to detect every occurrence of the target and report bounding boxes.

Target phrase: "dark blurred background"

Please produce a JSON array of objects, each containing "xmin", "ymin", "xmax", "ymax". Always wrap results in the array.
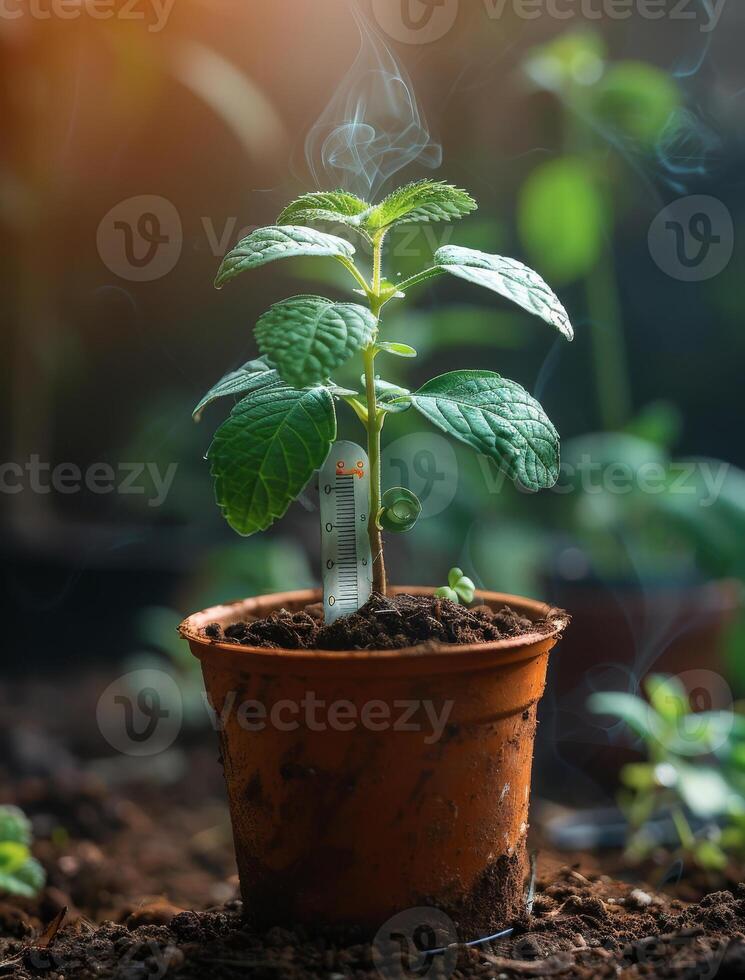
[{"xmin": 2, "ymin": 0, "xmax": 744, "ymax": 800}]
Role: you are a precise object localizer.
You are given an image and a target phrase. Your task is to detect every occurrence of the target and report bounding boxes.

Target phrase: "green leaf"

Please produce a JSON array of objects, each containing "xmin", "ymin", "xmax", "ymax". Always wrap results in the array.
[
  {"xmin": 277, "ymin": 191, "xmax": 369, "ymax": 229},
  {"xmin": 593, "ymin": 61, "xmax": 679, "ymax": 145},
  {"xmin": 448, "ymin": 567, "xmax": 475, "ymax": 603},
  {"xmin": 364, "ymin": 180, "xmax": 477, "ymax": 231},
  {"xmin": 193, "ymin": 358, "xmax": 280, "ymax": 421},
  {"xmin": 327, "ymin": 383, "xmax": 360, "ymax": 398},
  {"xmin": 434, "ymin": 586, "xmax": 459, "ymax": 603},
  {"xmin": 373, "ymin": 378, "xmax": 412, "ymax": 414},
  {"xmin": 434, "ymin": 245, "xmax": 574, "ymax": 340},
  {"xmin": 645, "ymin": 674, "xmax": 688, "ymax": 725},
  {"xmin": 409, "ymin": 370, "xmax": 560, "ymax": 491},
  {"xmin": 0, "ymin": 855, "xmax": 45, "ymax": 899},
  {"xmin": 675, "ymin": 765, "xmax": 732, "ymax": 819},
  {"xmin": 376, "ymin": 341, "xmax": 417, "ymax": 358},
  {"xmin": 215, "ymin": 226, "xmax": 355, "ymax": 288},
  {"xmin": 378, "ymin": 487, "xmax": 422, "ymax": 533},
  {"xmin": 517, "ymin": 157, "xmax": 605, "ymax": 285},
  {"xmin": 620, "ymin": 762, "xmax": 656, "ymax": 791},
  {"xmin": 587, "ymin": 691, "xmax": 658, "ymax": 741},
  {"xmin": 666, "ymin": 712, "xmax": 736, "ymax": 758},
  {"xmin": 524, "ymin": 30, "xmax": 606, "ymax": 93},
  {"xmin": 255, "ymin": 295, "xmax": 376, "ymax": 388},
  {"xmin": 0, "ymin": 808, "xmax": 44, "ymax": 899},
  {"xmin": 208, "ymin": 385, "xmax": 336, "ymax": 535},
  {"xmin": 0, "ymin": 841, "xmax": 29, "ymax": 875},
  {"xmin": 694, "ymin": 840, "xmax": 728, "ymax": 872},
  {"xmin": 0, "ymin": 806, "xmax": 32, "ymax": 846}
]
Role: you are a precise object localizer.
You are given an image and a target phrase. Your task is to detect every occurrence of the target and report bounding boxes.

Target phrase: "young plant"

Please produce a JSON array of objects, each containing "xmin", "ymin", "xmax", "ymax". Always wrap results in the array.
[
  {"xmin": 0, "ymin": 806, "xmax": 45, "ymax": 898},
  {"xmin": 589, "ymin": 676, "xmax": 745, "ymax": 873},
  {"xmin": 196, "ymin": 180, "xmax": 574, "ymax": 593},
  {"xmin": 434, "ymin": 567, "xmax": 476, "ymax": 605}
]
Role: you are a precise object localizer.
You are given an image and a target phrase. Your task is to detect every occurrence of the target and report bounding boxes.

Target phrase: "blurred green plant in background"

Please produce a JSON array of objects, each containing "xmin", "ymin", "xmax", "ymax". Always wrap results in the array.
[
  {"xmin": 590, "ymin": 676, "xmax": 745, "ymax": 874},
  {"xmin": 0, "ymin": 807, "xmax": 45, "ymax": 899},
  {"xmin": 519, "ymin": 29, "xmax": 680, "ymax": 431},
  {"xmin": 556, "ymin": 429, "xmax": 745, "ymax": 585}
]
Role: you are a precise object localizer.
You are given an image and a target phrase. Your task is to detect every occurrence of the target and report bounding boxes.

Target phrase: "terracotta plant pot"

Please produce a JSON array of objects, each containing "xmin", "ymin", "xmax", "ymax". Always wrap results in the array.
[{"xmin": 179, "ymin": 586, "xmax": 568, "ymax": 934}]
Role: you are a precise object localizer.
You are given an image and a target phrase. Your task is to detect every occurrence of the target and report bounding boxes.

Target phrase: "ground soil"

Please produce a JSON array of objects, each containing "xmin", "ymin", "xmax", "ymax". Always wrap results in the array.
[
  {"xmin": 2, "ymin": 676, "xmax": 744, "ymax": 978},
  {"xmin": 204, "ymin": 592, "xmax": 554, "ymax": 650},
  {"xmin": 3, "ymin": 848, "xmax": 745, "ymax": 979}
]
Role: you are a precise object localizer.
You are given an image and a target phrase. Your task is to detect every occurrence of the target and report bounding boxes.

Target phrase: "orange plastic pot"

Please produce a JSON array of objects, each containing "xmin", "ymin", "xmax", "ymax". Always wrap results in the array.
[{"xmin": 179, "ymin": 587, "xmax": 568, "ymax": 934}]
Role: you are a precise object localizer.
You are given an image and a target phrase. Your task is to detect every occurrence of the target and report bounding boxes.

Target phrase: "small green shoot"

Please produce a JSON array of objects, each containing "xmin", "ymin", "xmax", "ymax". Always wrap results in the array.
[
  {"xmin": 0, "ymin": 806, "xmax": 45, "ymax": 899},
  {"xmin": 434, "ymin": 568, "xmax": 476, "ymax": 606}
]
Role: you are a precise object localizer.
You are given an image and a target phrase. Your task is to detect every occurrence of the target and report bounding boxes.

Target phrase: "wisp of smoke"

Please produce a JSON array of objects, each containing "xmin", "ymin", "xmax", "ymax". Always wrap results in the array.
[
  {"xmin": 655, "ymin": 107, "xmax": 722, "ymax": 193},
  {"xmin": 305, "ymin": 1, "xmax": 442, "ymax": 201},
  {"xmin": 672, "ymin": 0, "xmax": 718, "ymax": 80}
]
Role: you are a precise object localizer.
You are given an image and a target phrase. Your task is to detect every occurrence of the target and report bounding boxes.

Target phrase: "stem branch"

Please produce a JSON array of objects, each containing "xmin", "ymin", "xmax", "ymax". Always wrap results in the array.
[
  {"xmin": 395, "ymin": 266, "xmax": 445, "ymax": 296},
  {"xmin": 336, "ymin": 256, "xmax": 371, "ymax": 295}
]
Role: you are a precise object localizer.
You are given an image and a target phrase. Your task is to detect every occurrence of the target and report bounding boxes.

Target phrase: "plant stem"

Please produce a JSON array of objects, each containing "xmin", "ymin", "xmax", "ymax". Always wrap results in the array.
[
  {"xmin": 364, "ymin": 345, "xmax": 386, "ymax": 594},
  {"xmin": 671, "ymin": 805, "xmax": 696, "ymax": 852},
  {"xmin": 364, "ymin": 229, "xmax": 387, "ymax": 594},
  {"xmin": 371, "ymin": 230, "xmax": 384, "ymax": 298},
  {"xmin": 565, "ymin": 87, "xmax": 633, "ymax": 432},
  {"xmin": 585, "ymin": 245, "xmax": 633, "ymax": 431}
]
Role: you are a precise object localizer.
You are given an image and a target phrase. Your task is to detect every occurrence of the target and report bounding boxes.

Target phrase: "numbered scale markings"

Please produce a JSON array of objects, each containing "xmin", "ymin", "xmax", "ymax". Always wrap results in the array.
[{"xmin": 320, "ymin": 441, "xmax": 373, "ymax": 624}]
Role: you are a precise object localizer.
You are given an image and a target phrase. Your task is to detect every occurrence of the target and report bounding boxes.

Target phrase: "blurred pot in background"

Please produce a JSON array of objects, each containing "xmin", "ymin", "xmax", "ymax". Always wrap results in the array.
[{"xmin": 536, "ymin": 422, "xmax": 745, "ymax": 801}]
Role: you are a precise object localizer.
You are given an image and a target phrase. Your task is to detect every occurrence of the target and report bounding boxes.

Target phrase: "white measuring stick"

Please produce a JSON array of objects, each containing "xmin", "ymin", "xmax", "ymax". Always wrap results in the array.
[{"xmin": 320, "ymin": 440, "xmax": 373, "ymax": 624}]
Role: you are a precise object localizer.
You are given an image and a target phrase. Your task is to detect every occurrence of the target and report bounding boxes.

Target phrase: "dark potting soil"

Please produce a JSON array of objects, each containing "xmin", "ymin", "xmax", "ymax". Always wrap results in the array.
[{"xmin": 203, "ymin": 592, "xmax": 556, "ymax": 651}]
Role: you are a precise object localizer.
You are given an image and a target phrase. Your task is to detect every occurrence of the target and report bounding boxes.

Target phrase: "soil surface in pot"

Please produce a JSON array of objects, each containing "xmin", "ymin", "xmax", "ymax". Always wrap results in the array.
[{"xmin": 204, "ymin": 592, "xmax": 556, "ymax": 650}]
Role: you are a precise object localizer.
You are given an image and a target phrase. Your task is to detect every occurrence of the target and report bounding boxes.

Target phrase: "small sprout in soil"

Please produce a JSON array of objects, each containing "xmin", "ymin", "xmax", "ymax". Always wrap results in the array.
[
  {"xmin": 197, "ymin": 180, "xmax": 573, "ymax": 594},
  {"xmin": 0, "ymin": 805, "xmax": 45, "ymax": 898},
  {"xmin": 434, "ymin": 567, "xmax": 476, "ymax": 606},
  {"xmin": 589, "ymin": 674, "xmax": 745, "ymax": 874}
]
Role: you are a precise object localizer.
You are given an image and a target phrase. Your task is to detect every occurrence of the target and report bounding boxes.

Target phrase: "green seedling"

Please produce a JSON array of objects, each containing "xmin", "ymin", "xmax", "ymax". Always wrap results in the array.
[
  {"xmin": 0, "ymin": 806, "xmax": 45, "ymax": 898},
  {"xmin": 434, "ymin": 567, "xmax": 476, "ymax": 605},
  {"xmin": 195, "ymin": 180, "xmax": 573, "ymax": 593},
  {"xmin": 589, "ymin": 676, "xmax": 745, "ymax": 873}
]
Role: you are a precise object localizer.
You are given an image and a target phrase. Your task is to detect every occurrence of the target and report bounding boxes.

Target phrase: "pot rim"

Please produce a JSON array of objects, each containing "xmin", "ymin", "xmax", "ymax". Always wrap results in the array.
[{"xmin": 179, "ymin": 586, "xmax": 569, "ymax": 675}]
